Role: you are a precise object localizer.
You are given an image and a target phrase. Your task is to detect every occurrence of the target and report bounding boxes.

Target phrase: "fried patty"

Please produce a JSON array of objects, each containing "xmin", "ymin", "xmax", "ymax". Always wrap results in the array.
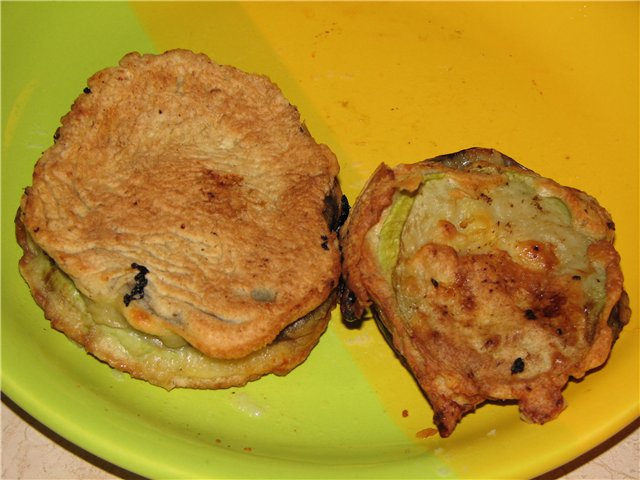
[
  {"xmin": 341, "ymin": 148, "xmax": 630, "ymax": 436},
  {"xmin": 17, "ymin": 49, "xmax": 343, "ymax": 389}
]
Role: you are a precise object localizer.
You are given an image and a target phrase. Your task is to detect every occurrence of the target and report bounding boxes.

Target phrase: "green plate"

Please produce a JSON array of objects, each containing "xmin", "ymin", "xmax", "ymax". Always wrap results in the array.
[{"xmin": 2, "ymin": 2, "xmax": 638, "ymax": 478}]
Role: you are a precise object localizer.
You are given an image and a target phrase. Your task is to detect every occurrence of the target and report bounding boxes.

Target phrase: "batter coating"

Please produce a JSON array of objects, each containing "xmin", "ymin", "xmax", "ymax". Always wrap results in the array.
[
  {"xmin": 341, "ymin": 148, "xmax": 630, "ymax": 436},
  {"xmin": 18, "ymin": 50, "xmax": 343, "ymax": 388}
]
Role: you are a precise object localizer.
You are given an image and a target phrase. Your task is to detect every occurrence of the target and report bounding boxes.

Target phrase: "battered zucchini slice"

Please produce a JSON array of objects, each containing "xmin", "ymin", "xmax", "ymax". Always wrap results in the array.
[
  {"xmin": 341, "ymin": 148, "xmax": 630, "ymax": 437},
  {"xmin": 16, "ymin": 50, "xmax": 344, "ymax": 389},
  {"xmin": 16, "ymin": 218, "xmax": 335, "ymax": 389}
]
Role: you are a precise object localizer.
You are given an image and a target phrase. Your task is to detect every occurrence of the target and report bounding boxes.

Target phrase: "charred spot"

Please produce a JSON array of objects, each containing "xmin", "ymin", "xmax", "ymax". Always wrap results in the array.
[
  {"xmin": 339, "ymin": 281, "xmax": 361, "ymax": 326},
  {"xmin": 524, "ymin": 309, "xmax": 537, "ymax": 320},
  {"xmin": 431, "ymin": 278, "xmax": 439, "ymax": 288},
  {"xmin": 83, "ymin": 87, "xmax": 92, "ymax": 94},
  {"xmin": 123, "ymin": 263, "xmax": 149, "ymax": 306},
  {"xmin": 433, "ymin": 410, "xmax": 446, "ymax": 425},
  {"xmin": 324, "ymin": 193, "xmax": 350, "ymax": 233},
  {"xmin": 607, "ymin": 291, "xmax": 631, "ymax": 341},
  {"xmin": 432, "ymin": 411, "xmax": 452, "ymax": 437},
  {"xmin": 338, "ymin": 195, "xmax": 350, "ymax": 230},
  {"xmin": 479, "ymin": 193, "xmax": 493, "ymax": 205},
  {"xmin": 542, "ymin": 293, "xmax": 566, "ymax": 318},
  {"xmin": 320, "ymin": 235, "xmax": 329, "ymax": 250},
  {"xmin": 531, "ymin": 195, "xmax": 543, "ymax": 211},
  {"xmin": 323, "ymin": 194, "xmax": 339, "ymax": 231},
  {"xmin": 606, "ymin": 221, "xmax": 615, "ymax": 231},
  {"xmin": 556, "ymin": 328, "xmax": 563, "ymax": 335},
  {"xmin": 511, "ymin": 357, "xmax": 525, "ymax": 374},
  {"xmin": 53, "ymin": 128, "xmax": 61, "ymax": 143},
  {"xmin": 572, "ymin": 275, "xmax": 582, "ymax": 280}
]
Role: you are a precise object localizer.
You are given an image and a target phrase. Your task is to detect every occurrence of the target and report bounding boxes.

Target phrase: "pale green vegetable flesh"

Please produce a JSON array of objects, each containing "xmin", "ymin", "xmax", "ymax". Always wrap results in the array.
[
  {"xmin": 377, "ymin": 192, "xmax": 416, "ymax": 278},
  {"xmin": 376, "ymin": 173, "xmax": 444, "ymax": 279},
  {"xmin": 20, "ymin": 231, "xmax": 332, "ymax": 388},
  {"xmin": 375, "ymin": 170, "xmax": 606, "ymax": 317}
]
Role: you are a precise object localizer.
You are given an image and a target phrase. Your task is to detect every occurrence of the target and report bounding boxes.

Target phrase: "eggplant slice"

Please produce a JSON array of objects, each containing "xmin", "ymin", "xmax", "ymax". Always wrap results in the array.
[{"xmin": 341, "ymin": 147, "xmax": 630, "ymax": 437}]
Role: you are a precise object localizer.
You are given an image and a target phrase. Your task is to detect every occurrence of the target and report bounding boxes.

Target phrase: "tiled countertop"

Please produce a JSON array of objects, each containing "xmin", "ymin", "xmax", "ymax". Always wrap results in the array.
[{"xmin": 2, "ymin": 395, "xmax": 638, "ymax": 479}]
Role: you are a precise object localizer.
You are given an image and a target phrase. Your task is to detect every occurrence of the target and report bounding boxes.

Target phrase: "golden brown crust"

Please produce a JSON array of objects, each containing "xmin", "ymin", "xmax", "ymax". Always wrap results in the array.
[
  {"xmin": 340, "ymin": 163, "xmax": 396, "ymax": 318},
  {"xmin": 18, "ymin": 50, "xmax": 341, "ymax": 386},
  {"xmin": 17, "ymin": 211, "xmax": 334, "ymax": 389},
  {"xmin": 341, "ymin": 148, "xmax": 630, "ymax": 436}
]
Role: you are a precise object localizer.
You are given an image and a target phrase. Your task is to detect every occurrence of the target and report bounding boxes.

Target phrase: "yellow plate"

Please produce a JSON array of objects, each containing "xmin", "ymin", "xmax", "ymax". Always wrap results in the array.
[{"xmin": 2, "ymin": 2, "xmax": 638, "ymax": 478}]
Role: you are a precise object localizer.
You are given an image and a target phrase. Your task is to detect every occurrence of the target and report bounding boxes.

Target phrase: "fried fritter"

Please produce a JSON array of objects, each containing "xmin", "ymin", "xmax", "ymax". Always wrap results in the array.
[
  {"xmin": 341, "ymin": 148, "xmax": 630, "ymax": 436},
  {"xmin": 17, "ymin": 49, "xmax": 344, "ymax": 389}
]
